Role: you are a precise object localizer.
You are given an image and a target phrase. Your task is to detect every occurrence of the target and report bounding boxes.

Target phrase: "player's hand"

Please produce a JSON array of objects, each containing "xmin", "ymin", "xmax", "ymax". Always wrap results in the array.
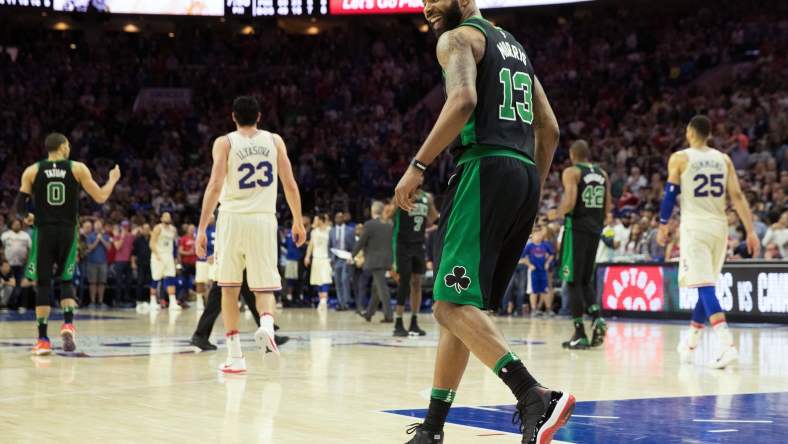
[
  {"xmin": 196, "ymin": 230, "xmax": 208, "ymax": 259},
  {"xmin": 395, "ymin": 166, "xmax": 424, "ymax": 212},
  {"xmin": 207, "ymin": 255, "xmax": 214, "ymax": 265},
  {"xmin": 746, "ymin": 231, "xmax": 761, "ymax": 257},
  {"xmin": 304, "ymin": 257, "xmax": 311, "ymax": 267},
  {"xmin": 656, "ymin": 224, "xmax": 670, "ymax": 246},
  {"xmin": 547, "ymin": 209, "xmax": 559, "ymax": 221},
  {"xmin": 109, "ymin": 165, "xmax": 121, "ymax": 183},
  {"xmin": 291, "ymin": 221, "xmax": 307, "ymax": 247},
  {"xmin": 390, "ymin": 269, "xmax": 399, "ymax": 283}
]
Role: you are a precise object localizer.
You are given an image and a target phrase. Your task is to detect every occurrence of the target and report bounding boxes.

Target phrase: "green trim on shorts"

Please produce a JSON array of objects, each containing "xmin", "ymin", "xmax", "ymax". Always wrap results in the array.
[
  {"xmin": 458, "ymin": 145, "xmax": 536, "ymax": 167},
  {"xmin": 433, "ymin": 158, "xmax": 484, "ymax": 309},
  {"xmin": 392, "ymin": 209, "xmax": 400, "ymax": 272},
  {"xmin": 61, "ymin": 225, "xmax": 79, "ymax": 281},
  {"xmin": 560, "ymin": 216, "xmax": 575, "ymax": 283},
  {"xmin": 24, "ymin": 227, "xmax": 38, "ymax": 281}
]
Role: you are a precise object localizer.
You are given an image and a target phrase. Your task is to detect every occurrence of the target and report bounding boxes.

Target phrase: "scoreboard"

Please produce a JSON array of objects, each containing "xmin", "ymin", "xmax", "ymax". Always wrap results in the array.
[{"xmin": 1, "ymin": 0, "xmax": 592, "ymax": 16}]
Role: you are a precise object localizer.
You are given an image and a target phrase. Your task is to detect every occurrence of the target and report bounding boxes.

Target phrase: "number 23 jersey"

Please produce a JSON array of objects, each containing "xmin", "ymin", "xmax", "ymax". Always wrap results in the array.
[
  {"xmin": 679, "ymin": 147, "xmax": 728, "ymax": 233},
  {"xmin": 220, "ymin": 130, "xmax": 278, "ymax": 214}
]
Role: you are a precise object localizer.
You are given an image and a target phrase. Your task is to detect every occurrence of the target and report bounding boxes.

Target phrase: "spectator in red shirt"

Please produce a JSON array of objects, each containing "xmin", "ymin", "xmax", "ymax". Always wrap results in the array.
[
  {"xmin": 112, "ymin": 220, "xmax": 136, "ymax": 305},
  {"xmin": 178, "ymin": 225, "xmax": 197, "ymax": 301}
]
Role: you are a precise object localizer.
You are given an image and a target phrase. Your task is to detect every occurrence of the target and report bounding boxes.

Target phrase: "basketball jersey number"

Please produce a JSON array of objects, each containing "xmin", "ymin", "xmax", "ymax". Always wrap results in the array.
[
  {"xmin": 498, "ymin": 68, "xmax": 533, "ymax": 124},
  {"xmin": 581, "ymin": 185, "xmax": 605, "ymax": 209},
  {"xmin": 46, "ymin": 182, "xmax": 65, "ymax": 206},
  {"xmin": 238, "ymin": 161, "xmax": 273, "ymax": 189},
  {"xmin": 693, "ymin": 174, "xmax": 724, "ymax": 197},
  {"xmin": 413, "ymin": 216, "xmax": 424, "ymax": 232}
]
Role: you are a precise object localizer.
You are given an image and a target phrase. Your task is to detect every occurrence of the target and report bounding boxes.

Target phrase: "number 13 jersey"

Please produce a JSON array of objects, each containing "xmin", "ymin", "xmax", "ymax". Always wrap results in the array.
[
  {"xmin": 679, "ymin": 147, "xmax": 728, "ymax": 234},
  {"xmin": 220, "ymin": 130, "xmax": 278, "ymax": 214}
]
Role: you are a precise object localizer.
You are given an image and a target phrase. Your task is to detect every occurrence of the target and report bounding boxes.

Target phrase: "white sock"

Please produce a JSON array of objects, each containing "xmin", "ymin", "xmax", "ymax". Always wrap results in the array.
[
  {"xmin": 226, "ymin": 331, "xmax": 243, "ymax": 358},
  {"xmin": 687, "ymin": 326, "xmax": 703, "ymax": 349},
  {"xmin": 169, "ymin": 294, "xmax": 177, "ymax": 304},
  {"xmin": 150, "ymin": 295, "xmax": 157, "ymax": 304},
  {"xmin": 260, "ymin": 313, "xmax": 274, "ymax": 332},
  {"xmin": 713, "ymin": 321, "xmax": 734, "ymax": 348}
]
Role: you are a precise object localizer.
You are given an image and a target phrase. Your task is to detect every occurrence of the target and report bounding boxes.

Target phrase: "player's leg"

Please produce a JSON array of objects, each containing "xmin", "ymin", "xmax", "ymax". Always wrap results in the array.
[
  {"xmin": 57, "ymin": 226, "xmax": 79, "ymax": 352},
  {"xmin": 576, "ymin": 232, "xmax": 605, "ymax": 346},
  {"xmin": 678, "ymin": 292, "xmax": 706, "ymax": 364},
  {"xmin": 704, "ymin": 231, "xmax": 736, "ymax": 368},
  {"xmin": 371, "ymin": 269, "xmax": 392, "ymax": 321},
  {"xmin": 408, "ymin": 326, "xmax": 469, "ymax": 442},
  {"xmin": 394, "ymin": 250, "xmax": 413, "ymax": 336},
  {"xmin": 194, "ymin": 261, "xmax": 207, "ymax": 310},
  {"xmin": 408, "ymin": 271, "xmax": 426, "ymax": 335},
  {"xmin": 28, "ymin": 226, "xmax": 52, "ymax": 355},
  {"xmin": 561, "ymin": 223, "xmax": 590, "ymax": 349},
  {"xmin": 248, "ymin": 214, "xmax": 283, "ymax": 354},
  {"xmin": 165, "ymin": 259, "xmax": 179, "ymax": 310},
  {"xmin": 215, "ymin": 213, "xmax": 247, "ymax": 372}
]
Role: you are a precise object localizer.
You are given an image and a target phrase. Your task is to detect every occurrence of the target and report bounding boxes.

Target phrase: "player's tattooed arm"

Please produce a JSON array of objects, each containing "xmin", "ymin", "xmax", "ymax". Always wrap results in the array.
[
  {"xmin": 414, "ymin": 27, "xmax": 480, "ymax": 166},
  {"xmin": 532, "ymin": 76, "xmax": 560, "ymax": 187}
]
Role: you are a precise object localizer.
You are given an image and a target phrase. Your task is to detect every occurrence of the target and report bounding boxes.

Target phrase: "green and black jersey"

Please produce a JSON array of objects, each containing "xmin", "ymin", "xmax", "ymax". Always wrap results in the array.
[
  {"xmin": 450, "ymin": 16, "xmax": 536, "ymax": 162},
  {"xmin": 393, "ymin": 191, "xmax": 430, "ymax": 246},
  {"xmin": 32, "ymin": 159, "xmax": 80, "ymax": 227},
  {"xmin": 569, "ymin": 163, "xmax": 607, "ymax": 235}
]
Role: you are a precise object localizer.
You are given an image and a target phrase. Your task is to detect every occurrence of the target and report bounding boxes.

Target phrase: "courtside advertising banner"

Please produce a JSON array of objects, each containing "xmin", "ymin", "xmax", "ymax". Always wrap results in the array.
[{"xmin": 597, "ymin": 261, "xmax": 788, "ymax": 321}]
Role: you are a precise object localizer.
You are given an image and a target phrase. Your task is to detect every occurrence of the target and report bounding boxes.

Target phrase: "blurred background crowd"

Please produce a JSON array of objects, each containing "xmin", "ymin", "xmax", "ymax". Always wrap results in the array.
[{"xmin": 1, "ymin": 0, "xmax": 786, "ymax": 311}]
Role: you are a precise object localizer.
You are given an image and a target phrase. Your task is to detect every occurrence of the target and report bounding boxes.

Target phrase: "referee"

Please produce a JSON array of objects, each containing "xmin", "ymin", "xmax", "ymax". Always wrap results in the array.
[{"xmin": 17, "ymin": 133, "xmax": 121, "ymax": 355}]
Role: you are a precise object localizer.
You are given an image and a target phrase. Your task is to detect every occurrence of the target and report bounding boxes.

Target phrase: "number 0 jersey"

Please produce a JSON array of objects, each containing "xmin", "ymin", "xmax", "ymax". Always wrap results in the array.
[
  {"xmin": 220, "ymin": 130, "xmax": 279, "ymax": 214},
  {"xmin": 451, "ymin": 17, "xmax": 536, "ymax": 162},
  {"xmin": 32, "ymin": 160, "xmax": 80, "ymax": 227},
  {"xmin": 570, "ymin": 163, "xmax": 607, "ymax": 235},
  {"xmin": 679, "ymin": 147, "xmax": 728, "ymax": 233}
]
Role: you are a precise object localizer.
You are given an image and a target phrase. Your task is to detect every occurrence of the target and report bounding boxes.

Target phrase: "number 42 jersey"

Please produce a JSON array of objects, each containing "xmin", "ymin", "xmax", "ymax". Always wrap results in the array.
[
  {"xmin": 220, "ymin": 130, "xmax": 278, "ymax": 214},
  {"xmin": 571, "ymin": 163, "xmax": 607, "ymax": 235},
  {"xmin": 679, "ymin": 147, "xmax": 728, "ymax": 234}
]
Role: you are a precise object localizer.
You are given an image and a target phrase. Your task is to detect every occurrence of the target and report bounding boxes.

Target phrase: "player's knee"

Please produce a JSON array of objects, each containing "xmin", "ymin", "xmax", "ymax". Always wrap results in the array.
[{"xmin": 432, "ymin": 301, "xmax": 455, "ymax": 326}]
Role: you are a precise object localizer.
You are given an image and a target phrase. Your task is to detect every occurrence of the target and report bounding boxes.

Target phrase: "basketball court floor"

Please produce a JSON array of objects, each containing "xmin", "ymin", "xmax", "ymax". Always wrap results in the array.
[{"xmin": 1, "ymin": 308, "xmax": 786, "ymax": 443}]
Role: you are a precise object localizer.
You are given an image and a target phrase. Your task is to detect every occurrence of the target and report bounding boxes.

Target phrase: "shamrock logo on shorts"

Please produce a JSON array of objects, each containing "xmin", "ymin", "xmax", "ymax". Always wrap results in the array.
[{"xmin": 444, "ymin": 266, "xmax": 471, "ymax": 294}]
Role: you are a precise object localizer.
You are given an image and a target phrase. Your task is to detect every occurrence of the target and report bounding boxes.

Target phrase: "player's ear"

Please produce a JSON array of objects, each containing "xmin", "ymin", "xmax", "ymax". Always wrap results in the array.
[{"xmin": 256, "ymin": 112, "xmax": 261, "ymax": 124}]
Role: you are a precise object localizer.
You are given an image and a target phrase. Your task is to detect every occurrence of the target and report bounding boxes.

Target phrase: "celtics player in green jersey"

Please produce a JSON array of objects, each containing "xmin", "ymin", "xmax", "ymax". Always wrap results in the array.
[
  {"xmin": 549, "ymin": 140, "xmax": 612, "ymax": 350},
  {"xmin": 394, "ymin": 1, "xmax": 574, "ymax": 442},
  {"xmin": 391, "ymin": 187, "xmax": 438, "ymax": 337},
  {"xmin": 16, "ymin": 133, "xmax": 120, "ymax": 355}
]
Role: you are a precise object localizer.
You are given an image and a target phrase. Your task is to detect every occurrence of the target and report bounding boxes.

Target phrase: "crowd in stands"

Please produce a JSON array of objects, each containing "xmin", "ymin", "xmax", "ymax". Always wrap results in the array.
[{"xmin": 1, "ymin": 1, "xmax": 787, "ymax": 310}]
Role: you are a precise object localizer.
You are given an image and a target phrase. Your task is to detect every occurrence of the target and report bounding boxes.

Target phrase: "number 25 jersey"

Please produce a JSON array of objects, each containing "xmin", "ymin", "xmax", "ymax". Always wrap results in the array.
[
  {"xmin": 220, "ymin": 130, "xmax": 278, "ymax": 214},
  {"xmin": 679, "ymin": 147, "xmax": 728, "ymax": 233}
]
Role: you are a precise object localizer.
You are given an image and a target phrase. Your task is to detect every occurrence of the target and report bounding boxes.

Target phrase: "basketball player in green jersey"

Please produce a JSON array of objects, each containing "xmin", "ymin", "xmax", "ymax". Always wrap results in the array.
[
  {"xmin": 548, "ymin": 140, "xmax": 612, "ymax": 349},
  {"xmin": 391, "ymin": 186, "xmax": 438, "ymax": 337},
  {"xmin": 17, "ymin": 133, "xmax": 120, "ymax": 355},
  {"xmin": 394, "ymin": 1, "xmax": 574, "ymax": 442}
]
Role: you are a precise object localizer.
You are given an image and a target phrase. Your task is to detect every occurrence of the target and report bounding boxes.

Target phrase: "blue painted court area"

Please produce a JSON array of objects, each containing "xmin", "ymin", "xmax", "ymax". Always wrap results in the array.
[
  {"xmin": 0, "ymin": 311, "xmax": 128, "ymax": 322},
  {"xmin": 386, "ymin": 392, "xmax": 788, "ymax": 443}
]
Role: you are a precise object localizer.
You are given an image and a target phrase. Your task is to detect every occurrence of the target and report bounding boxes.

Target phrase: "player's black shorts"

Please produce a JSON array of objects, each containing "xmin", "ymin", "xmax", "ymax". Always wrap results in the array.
[
  {"xmin": 25, "ymin": 224, "xmax": 79, "ymax": 285},
  {"xmin": 432, "ymin": 148, "xmax": 540, "ymax": 311},
  {"xmin": 395, "ymin": 244, "xmax": 427, "ymax": 276},
  {"xmin": 560, "ymin": 222, "xmax": 600, "ymax": 286}
]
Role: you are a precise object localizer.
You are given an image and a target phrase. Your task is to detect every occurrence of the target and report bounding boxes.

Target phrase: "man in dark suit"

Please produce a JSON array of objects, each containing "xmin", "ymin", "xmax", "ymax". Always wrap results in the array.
[
  {"xmin": 352, "ymin": 201, "xmax": 393, "ymax": 322},
  {"xmin": 329, "ymin": 212, "xmax": 355, "ymax": 311}
]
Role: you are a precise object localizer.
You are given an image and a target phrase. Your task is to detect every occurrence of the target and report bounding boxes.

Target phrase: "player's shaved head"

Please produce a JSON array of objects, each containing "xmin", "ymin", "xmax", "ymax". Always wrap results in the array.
[
  {"xmin": 688, "ymin": 115, "xmax": 711, "ymax": 140},
  {"xmin": 570, "ymin": 140, "xmax": 590, "ymax": 162},
  {"xmin": 45, "ymin": 133, "xmax": 68, "ymax": 153},
  {"xmin": 232, "ymin": 96, "xmax": 260, "ymax": 127}
]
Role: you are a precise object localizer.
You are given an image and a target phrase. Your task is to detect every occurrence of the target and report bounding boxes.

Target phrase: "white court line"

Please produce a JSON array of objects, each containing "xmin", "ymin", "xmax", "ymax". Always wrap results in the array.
[
  {"xmin": 573, "ymin": 414, "xmax": 620, "ymax": 419},
  {"xmin": 693, "ymin": 419, "xmax": 773, "ymax": 424},
  {"xmin": 708, "ymin": 429, "xmax": 739, "ymax": 433}
]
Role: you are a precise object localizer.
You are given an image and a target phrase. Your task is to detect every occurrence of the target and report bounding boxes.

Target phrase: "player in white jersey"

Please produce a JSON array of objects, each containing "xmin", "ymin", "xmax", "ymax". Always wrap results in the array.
[
  {"xmin": 196, "ymin": 96, "xmax": 306, "ymax": 374},
  {"xmin": 658, "ymin": 115, "xmax": 760, "ymax": 369},
  {"xmin": 149, "ymin": 211, "xmax": 180, "ymax": 311}
]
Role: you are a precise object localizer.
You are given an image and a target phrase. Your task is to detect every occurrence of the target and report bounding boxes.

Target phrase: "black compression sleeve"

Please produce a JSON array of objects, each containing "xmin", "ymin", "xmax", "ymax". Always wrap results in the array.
[{"xmin": 14, "ymin": 191, "xmax": 31, "ymax": 219}]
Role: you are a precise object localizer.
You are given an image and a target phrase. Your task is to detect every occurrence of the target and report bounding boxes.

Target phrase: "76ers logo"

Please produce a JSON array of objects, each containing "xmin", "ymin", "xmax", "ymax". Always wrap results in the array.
[{"xmin": 602, "ymin": 266, "xmax": 664, "ymax": 312}]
